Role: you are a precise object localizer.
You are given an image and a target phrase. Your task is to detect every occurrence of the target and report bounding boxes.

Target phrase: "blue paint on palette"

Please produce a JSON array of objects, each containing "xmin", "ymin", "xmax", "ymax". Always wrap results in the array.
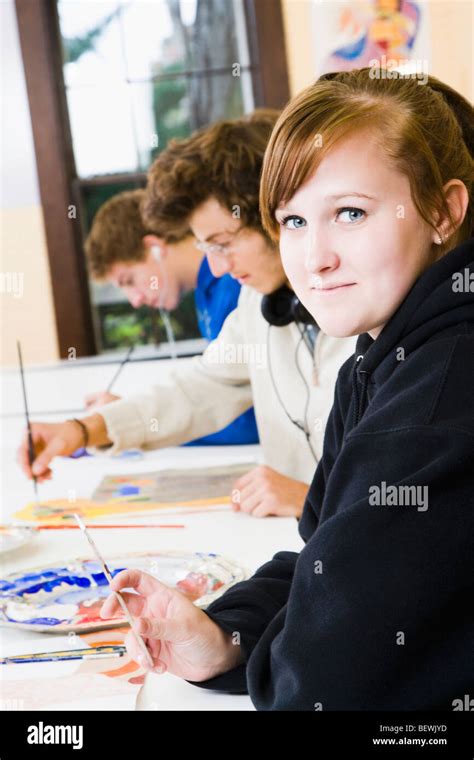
[
  {"xmin": 18, "ymin": 576, "xmax": 92, "ymax": 596},
  {"xmin": 117, "ymin": 485, "xmax": 140, "ymax": 495},
  {"xmin": 0, "ymin": 565, "xmax": 126, "ymax": 598},
  {"xmin": 0, "ymin": 562, "xmax": 127, "ymax": 628},
  {"xmin": 7, "ymin": 617, "xmax": 65, "ymax": 626},
  {"xmin": 0, "ymin": 580, "xmax": 17, "ymax": 592},
  {"xmin": 0, "ymin": 552, "xmax": 244, "ymax": 631}
]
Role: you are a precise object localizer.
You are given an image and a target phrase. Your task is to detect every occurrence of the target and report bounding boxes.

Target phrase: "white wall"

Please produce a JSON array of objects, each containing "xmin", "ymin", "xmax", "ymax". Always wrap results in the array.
[{"xmin": 0, "ymin": 0, "xmax": 59, "ymax": 367}]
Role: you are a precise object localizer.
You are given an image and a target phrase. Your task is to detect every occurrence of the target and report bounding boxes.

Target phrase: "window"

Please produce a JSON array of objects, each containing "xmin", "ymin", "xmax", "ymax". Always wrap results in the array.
[{"xmin": 16, "ymin": 0, "xmax": 290, "ymax": 357}]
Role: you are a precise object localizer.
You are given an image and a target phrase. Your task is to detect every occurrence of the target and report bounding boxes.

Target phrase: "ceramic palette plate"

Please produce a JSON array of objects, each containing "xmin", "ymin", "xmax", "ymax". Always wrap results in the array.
[
  {"xmin": 0, "ymin": 526, "xmax": 37, "ymax": 555},
  {"xmin": 0, "ymin": 551, "xmax": 247, "ymax": 633}
]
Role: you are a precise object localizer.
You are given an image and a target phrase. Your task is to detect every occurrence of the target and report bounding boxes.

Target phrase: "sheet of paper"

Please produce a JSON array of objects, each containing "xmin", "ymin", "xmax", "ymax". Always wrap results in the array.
[
  {"xmin": 92, "ymin": 463, "xmax": 254, "ymax": 503},
  {"xmin": 13, "ymin": 462, "xmax": 254, "ymax": 523},
  {"xmin": 0, "ymin": 627, "xmax": 143, "ymax": 711}
]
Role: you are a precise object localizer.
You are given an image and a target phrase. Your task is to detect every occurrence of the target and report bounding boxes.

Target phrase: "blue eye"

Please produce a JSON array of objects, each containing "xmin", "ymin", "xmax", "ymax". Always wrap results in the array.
[
  {"xmin": 336, "ymin": 207, "xmax": 365, "ymax": 223},
  {"xmin": 280, "ymin": 215, "xmax": 306, "ymax": 230}
]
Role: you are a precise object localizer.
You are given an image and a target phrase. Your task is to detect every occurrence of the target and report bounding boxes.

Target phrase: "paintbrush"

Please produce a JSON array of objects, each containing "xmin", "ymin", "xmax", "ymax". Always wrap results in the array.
[
  {"xmin": 17, "ymin": 341, "xmax": 41, "ymax": 510},
  {"xmin": 0, "ymin": 645, "xmax": 126, "ymax": 665},
  {"xmin": 105, "ymin": 344, "xmax": 135, "ymax": 393},
  {"xmin": 32, "ymin": 523, "xmax": 185, "ymax": 530},
  {"xmin": 73, "ymin": 513, "xmax": 154, "ymax": 669}
]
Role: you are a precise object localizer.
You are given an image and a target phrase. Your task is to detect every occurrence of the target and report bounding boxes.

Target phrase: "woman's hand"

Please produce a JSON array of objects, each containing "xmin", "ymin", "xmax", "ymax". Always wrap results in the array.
[
  {"xmin": 231, "ymin": 465, "xmax": 309, "ymax": 518},
  {"xmin": 100, "ymin": 570, "xmax": 243, "ymax": 682}
]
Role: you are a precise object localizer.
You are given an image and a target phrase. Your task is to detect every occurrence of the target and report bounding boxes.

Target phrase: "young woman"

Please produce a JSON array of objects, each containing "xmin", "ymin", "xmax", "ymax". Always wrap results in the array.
[{"xmin": 99, "ymin": 68, "xmax": 474, "ymax": 709}]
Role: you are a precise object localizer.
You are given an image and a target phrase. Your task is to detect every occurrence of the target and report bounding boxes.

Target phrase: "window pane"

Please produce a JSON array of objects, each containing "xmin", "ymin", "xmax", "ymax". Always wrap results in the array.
[
  {"xmin": 129, "ymin": 80, "xmax": 191, "ymax": 171},
  {"xmin": 55, "ymin": 0, "xmax": 258, "ymax": 352},
  {"xmin": 58, "ymin": 1, "xmax": 127, "ymax": 86},
  {"xmin": 58, "ymin": 0, "xmax": 255, "ymax": 177},
  {"xmin": 67, "ymin": 84, "xmax": 138, "ymax": 176},
  {"xmin": 120, "ymin": 0, "xmax": 250, "ymax": 79},
  {"xmin": 81, "ymin": 179, "xmax": 145, "ymax": 231},
  {"xmin": 182, "ymin": 68, "xmax": 254, "ymax": 127},
  {"xmin": 118, "ymin": 0, "xmax": 178, "ymax": 80},
  {"xmin": 97, "ymin": 294, "xmax": 200, "ymax": 352}
]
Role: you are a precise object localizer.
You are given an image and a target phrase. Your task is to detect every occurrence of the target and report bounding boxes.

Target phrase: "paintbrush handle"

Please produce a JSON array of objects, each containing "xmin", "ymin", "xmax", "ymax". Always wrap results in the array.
[
  {"xmin": 0, "ymin": 645, "xmax": 126, "ymax": 664},
  {"xmin": 73, "ymin": 513, "xmax": 154, "ymax": 669},
  {"xmin": 35, "ymin": 524, "xmax": 185, "ymax": 530},
  {"xmin": 17, "ymin": 341, "xmax": 40, "ymax": 504},
  {"xmin": 26, "ymin": 425, "xmax": 35, "ymax": 465},
  {"xmin": 113, "ymin": 589, "xmax": 155, "ymax": 668},
  {"xmin": 0, "ymin": 652, "xmax": 124, "ymax": 665},
  {"xmin": 106, "ymin": 345, "xmax": 134, "ymax": 392}
]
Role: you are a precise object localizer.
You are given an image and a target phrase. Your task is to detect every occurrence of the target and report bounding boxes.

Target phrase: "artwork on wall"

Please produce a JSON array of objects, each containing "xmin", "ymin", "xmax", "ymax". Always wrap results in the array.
[{"xmin": 313, "ymin": 0, "xmax": 430, "ymax": 79}]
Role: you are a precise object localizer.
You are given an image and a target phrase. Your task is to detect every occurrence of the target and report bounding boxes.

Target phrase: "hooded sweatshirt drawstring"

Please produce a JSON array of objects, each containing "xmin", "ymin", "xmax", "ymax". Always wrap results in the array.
[{"xmin": 352, "ymin": 354, "xmax": 370, "ymax": 427}]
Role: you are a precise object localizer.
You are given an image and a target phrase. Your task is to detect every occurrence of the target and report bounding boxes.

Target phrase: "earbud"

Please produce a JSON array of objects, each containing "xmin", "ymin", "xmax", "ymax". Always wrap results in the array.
[{"xmin": 151, "ymin": 245, "xmax": 163, "ymax": 262}]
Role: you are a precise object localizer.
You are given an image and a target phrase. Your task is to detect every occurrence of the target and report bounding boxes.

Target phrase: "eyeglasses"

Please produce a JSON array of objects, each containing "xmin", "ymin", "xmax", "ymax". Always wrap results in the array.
[{"xmin": 194, "ymin": 224, "xmax": 245, "ymax": 258}]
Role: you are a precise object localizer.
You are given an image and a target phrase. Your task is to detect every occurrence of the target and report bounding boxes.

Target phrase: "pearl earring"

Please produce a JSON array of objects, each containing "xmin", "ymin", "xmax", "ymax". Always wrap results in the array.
[{"xmin": 436, "ymin": 233, "xmax": 443, "ymax": 245}]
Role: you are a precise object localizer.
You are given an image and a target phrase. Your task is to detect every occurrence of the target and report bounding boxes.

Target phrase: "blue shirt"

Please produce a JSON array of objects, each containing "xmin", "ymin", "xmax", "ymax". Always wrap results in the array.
[{"xmin": 187, "ymin": 258, "xmax": 259, "ymax": 445}]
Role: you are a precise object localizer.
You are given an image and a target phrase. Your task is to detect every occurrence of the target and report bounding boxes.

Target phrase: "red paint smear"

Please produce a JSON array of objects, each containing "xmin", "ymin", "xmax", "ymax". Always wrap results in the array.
[
  {"xmin": 129, "ymin": 674, "xmax": 146, "ymax": 685},
  {"xmin": 101, "ymin": 660, "xmax": 140, "ymax": 678},
  {"xmin": 176, "ymin": 572, "xmax": 209, "ymax": 601}
]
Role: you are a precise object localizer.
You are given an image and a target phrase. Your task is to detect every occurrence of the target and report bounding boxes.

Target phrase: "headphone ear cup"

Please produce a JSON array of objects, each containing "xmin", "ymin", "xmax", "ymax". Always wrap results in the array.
[
  {"xmin": 291, "ymin": 294, "xmax": 316, "ymax": 326},
  {"xmin": 261, "ymin": 286, "xmax": 295, "ymax": 326}
]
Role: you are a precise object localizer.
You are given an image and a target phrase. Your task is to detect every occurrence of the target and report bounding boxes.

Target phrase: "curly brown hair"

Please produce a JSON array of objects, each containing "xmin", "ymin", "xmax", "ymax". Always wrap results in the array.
[
  {"xmin": 141, "ymin": 108, "xmax": 280, "ymax": 241},
  {"xmin": 85, "ymin": 189, "xmax": 151, "ymax": 279}
]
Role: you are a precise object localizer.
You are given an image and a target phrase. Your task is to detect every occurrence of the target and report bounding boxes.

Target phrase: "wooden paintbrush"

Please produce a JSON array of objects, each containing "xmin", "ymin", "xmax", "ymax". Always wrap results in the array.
[
  {"xmin": 0, "ymin": 645, "xmax": 126, "ymax": 665},
  {"xmin": 105, "ymin": 344, "xmax": 135, "ymax": 393},
  {"xmin": 73, "ymin": 513, "xmax": 154, "ymax": 668},
  {"xmin": 17, "ymin": 341, "xmax": 41, "ymax": 510},
  {"xmin": 34, "ymin": 523, "xmax": 185, "ymax": 530}
]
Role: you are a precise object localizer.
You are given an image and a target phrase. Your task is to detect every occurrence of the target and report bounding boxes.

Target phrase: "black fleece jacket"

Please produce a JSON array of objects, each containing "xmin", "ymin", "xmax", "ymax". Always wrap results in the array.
[{"xmin": 189, "ymin": 238, "xmax": 474, "ymax": 710}]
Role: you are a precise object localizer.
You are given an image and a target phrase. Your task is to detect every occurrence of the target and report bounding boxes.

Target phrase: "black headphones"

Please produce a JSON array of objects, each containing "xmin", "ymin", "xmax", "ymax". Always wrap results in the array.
[
  {"xmin": 261, "ymin": 285, "xmax": 317, "ymax": 328},
  {"xmin": 260, "ymin": 285, "xmax": 319, "ymax": 463}
]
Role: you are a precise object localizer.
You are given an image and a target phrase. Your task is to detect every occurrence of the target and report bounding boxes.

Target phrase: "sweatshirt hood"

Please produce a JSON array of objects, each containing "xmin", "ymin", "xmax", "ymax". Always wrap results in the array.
[{"xmin": 352, "ymin": 237, "xmax": 474, "ymax": 425}]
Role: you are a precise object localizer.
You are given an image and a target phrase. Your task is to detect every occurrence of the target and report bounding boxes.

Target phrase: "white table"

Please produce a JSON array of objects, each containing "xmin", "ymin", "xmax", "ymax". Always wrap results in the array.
[{"xmin": 0, "ymin": 357, "xmax": 304, "ymax": 710}]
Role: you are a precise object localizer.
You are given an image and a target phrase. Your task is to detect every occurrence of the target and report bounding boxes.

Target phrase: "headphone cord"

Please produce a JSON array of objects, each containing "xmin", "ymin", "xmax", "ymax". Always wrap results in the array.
[
  {"xmin": 152, "ymin": 258, "xmax": 178, "ymax": 361},
  {"xmin": 267, "ymin": 324, "xmax": 319, "ymax": 463},
  {"xmin": 293, "ymin": 324, "xmax": 319, "ymax": 463}
]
